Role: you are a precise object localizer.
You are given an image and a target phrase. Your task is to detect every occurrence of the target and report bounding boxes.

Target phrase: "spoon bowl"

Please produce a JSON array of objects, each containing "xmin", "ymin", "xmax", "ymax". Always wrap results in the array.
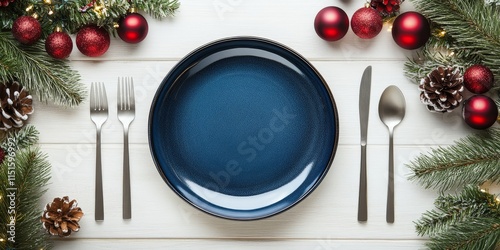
[{"xmin": 378, "ymin": 85, "xmax": 406, "ymax": 223}]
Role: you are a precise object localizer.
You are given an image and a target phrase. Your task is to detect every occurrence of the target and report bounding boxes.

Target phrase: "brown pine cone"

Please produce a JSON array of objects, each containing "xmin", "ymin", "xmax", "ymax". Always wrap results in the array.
[
  {"xmin": 419, "ymin": 66, "xmax": 464, "ymax": 113},
  {"xmin": 41, "ymin": 196, "xmax": 84, "ymax": 237},
  {"xmin": 0, "ymin": 81, "xmax": 33, "ymax": 131}
]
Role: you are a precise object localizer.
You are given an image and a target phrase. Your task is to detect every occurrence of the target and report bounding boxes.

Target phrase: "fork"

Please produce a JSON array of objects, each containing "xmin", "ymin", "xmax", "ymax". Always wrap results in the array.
[
  {"xmin": 117, "ymin": 77, "xmax": 135, "ymax": 219},
  {"xmin": 90, "ymin": 82, "xmax": 108, "ymax": 221}
]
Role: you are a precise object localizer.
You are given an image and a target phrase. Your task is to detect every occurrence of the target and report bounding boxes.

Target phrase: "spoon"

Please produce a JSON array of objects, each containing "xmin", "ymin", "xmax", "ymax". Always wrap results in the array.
[{"xmin": 378, "ymin": 85, "xmax": 406, "ymax": 223}]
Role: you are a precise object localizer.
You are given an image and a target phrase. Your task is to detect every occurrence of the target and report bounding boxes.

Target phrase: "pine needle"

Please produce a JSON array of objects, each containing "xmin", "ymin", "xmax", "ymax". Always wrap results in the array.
[
  {"xmin": 0, "ymin": 127, "xmax": 52, "ymax": 249},
  {"xmin": 407, "ymin": 128, "xmax": 500, "ymax": 191}
]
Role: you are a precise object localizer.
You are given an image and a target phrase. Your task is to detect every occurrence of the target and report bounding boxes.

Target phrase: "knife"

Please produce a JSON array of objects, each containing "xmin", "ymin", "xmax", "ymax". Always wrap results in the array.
[{"xmin": 358, "ymin": 66, "xmax": 372, "ymax": 222}]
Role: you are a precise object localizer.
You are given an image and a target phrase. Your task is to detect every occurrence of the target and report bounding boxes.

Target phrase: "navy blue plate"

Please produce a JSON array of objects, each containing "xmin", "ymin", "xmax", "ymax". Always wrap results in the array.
[{"xmin": 149, "ymin": 37, "xmax": 339, "ymax": 220}]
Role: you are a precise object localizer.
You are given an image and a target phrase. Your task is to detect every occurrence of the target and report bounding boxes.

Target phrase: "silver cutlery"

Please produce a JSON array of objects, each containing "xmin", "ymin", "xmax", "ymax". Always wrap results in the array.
[
  {"xmin": 117, "ymin": 77, "xmax": 135, "ymax": 219},
  {"xmin": 378, "ymin": 85, "xmax": 406, "ymax": 223},
  {"xmin": 90, "ymin": 82, "xmax": 108, "ymax": 221},
  {"xmin": 358, "ymin": 66, "xmax": 371, "ymax": 222}
]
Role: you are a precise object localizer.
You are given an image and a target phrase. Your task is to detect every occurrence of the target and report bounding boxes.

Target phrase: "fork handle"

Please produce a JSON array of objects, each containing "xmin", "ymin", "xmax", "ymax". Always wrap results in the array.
[
  {"xmin": 123, "ymin": 127, "xmax": 131, "ymax": 219},
  {"xmin": 95, "ymin": 129, "xmax": 104, "ymax": 221}
]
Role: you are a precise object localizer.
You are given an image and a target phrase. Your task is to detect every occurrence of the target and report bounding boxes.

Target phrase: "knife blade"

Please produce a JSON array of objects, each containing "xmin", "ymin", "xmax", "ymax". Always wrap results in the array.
[{"xmin": 358, "ymin": 66, "xmax": 372, "ymax": 222}]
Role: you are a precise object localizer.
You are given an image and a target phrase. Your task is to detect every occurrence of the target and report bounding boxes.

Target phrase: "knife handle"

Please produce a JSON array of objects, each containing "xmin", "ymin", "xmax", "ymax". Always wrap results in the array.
[{"xmin": 358, "ymin": 144, "xmax": 367, "ymax": 222}]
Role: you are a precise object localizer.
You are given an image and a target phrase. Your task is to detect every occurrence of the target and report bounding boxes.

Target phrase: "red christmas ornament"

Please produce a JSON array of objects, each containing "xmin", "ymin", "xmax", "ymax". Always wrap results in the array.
[
  {"xmin": 463, "ymin": 65, "xmax": 494, "ymax": 94},
  {"xmin": 391, "ymin": 11, "xmax": 430, "ymax": 50},
  {"xmin": 118, "ymin": 12, "xmax": 149, "ymax": 44},
  {"xmin": 462, "ymin": 95, "xmax": 498, "ymax": 130},
  {"xmin": 12, "ymin": 16, "xmax": 42, "ymax": 45},
  {"xmin": 45, "ymin": 31, "xmax": 73, "ymax": 59},
  {"xmin": 314, "ymin": 6, "xmax": 349, "ymax": 41},
  {"xmin": 76, "ymin": 25, "xmax": 110, "ymax": 57},
  {"xmin": 351, "ymin": 7, "xmax": 383, "ymax": 39},
  {"xmin": 0, "ymin": 0, "xmax": 14, "ymax": 7}
]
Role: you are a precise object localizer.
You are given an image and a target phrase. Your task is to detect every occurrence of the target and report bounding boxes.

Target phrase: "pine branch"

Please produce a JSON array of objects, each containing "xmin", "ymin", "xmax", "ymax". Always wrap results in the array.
[
  {"xmin": 0, "ymin": 31, "xmax": 85, "ymax": 106},
  {"xmin": 407, "ymin": 128, "xmax": 500, "ymax": 191},
  {"xmin": 0, "ymin": 128, "xmax": 52, "ymax": 249},
  {"xmin": 132, "ymin": 0, "xmax": 180, "ymax": 19},
  {"xmin": 406, "ymin": 0, "xmax": 500, "ymax": 83},
  {"xmin": 415, "ymin": 185, "xmax": 500, "ymax": 237},
  {"xmin": 0, "ymin": 125, "xmax": 39, "ymax": 150},
  {"xmin": 426, "ymin": 217, "xmax": 500, "ymax": 250}
]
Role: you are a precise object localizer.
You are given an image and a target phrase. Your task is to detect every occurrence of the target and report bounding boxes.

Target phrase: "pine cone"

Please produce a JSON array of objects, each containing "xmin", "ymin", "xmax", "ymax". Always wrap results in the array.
[
  {"xmin": 0, "ymin": 81, "xmax": 33, "ymax": 131},
  {"xmin": 419, "ymin": 66, "xmax": 464, "ymax": 113},
  {"xmin": 370, "ymin": 0, "xmax": 403, "ymax": 17},
  {"xmin": 41, "ymin": 196, "xmax": 84, "ymax": 237}
]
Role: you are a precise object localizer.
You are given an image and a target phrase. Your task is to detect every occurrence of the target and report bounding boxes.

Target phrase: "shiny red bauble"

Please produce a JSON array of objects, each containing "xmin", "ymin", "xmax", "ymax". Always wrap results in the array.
[
  {"xmin": 463, "ymin": 65, "xmax": 494, "ymax": 94},
  {"xmin": 45, "ymin": 31, "xmax": 73, "ymax": 59},
  {"xmin": 462, "ymin": 95, "xmax": 498, "ymax": 130},
  {"xmin": 12, "ymin": 16, "xmax": 42, "ymax": 45},
  {"xmin": 351, "ymin": 7, "xmax": 383, "ymax": 39},
  {"xmin": 391, "ymin": 11, "xmax": 430, "ymax": 50},
  {"xmin": 76, "ymin": 25, "xmax": 110, "ymax": 57},
  {"xmin": 314, "ymin": 6, "xmax": 349, "ymax": 41},
  {"xmin": 117, "ymin": 13, "xmax": 149, "ymax": 44}
]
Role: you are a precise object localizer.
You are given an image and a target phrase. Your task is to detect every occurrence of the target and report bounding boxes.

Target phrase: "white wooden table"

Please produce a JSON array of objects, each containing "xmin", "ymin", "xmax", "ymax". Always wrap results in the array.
[{"xmin": 32, "ymin": 1, "xmax": 479, "ymax": 248}]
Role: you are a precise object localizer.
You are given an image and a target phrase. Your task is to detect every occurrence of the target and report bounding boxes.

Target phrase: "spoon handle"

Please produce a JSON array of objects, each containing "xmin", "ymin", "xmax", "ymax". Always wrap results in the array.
[
  {"xmin": 387, "ymin": 131, "xmax": 395, "ymax": 223},
  {"xmin": 358, "ymin": 144, "xmax": 367, "ymax": 221}
]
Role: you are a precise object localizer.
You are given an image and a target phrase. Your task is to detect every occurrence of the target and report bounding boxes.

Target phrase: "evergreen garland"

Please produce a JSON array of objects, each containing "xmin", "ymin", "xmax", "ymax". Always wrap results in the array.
[
  {"xmin": 404, "ymin": 0, "xmax": 500, "ymax": 248},
  {"xmin": 0, "ymin": 126, "xmax": 52, "ymax": 249},
  {"xmin": 0, "ymin": 0, "xmax": 180, "ymax": 107}
]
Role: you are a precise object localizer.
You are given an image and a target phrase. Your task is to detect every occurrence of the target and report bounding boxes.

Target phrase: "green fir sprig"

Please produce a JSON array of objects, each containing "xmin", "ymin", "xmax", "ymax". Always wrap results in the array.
[
  {"xmin": 0, "ymin": 31, "xmax": 85, "ymax": 106},
  {"xmin": 416, "ymin": 186, "xmax": 500, "ymax": 249},
  {"xmin": 407, "ymin": 128, "xmax": 500, "ymax": 191},
  {"xmin": 0, "ymin": 126, "xmax": 52, "ymax": 250}
]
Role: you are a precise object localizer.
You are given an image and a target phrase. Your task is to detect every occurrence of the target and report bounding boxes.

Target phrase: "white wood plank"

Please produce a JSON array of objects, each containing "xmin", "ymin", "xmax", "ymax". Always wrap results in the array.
[
  {"xmin": 51, "ymin": 239, "xmax": 427, "ymax": 250},
  {"xmin": 30, "ymin": 60, "xmax": 475, "ymax": 145},
  {"xmin": 41, "ymin": 144, "xmax": 437, "ymax": 239}
]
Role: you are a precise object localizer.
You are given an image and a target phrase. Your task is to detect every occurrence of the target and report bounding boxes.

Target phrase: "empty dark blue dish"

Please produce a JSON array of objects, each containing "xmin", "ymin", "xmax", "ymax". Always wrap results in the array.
[{"xmin": 149, "ymin": 37, "xmax": 339, "ymax": 220}]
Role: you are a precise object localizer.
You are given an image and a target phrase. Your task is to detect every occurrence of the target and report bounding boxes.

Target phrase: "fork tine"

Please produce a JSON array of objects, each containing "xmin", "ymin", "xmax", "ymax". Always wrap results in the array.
[
  {"xmin": 130, "ymin": 77, "xmax": 135, "ymax": 110},
  {"xmin": 118, "ymin": 78, "xmax": 122, "ymax": 111},
  {"xmin": 99, "ymin": 82, "xmax": 108, "ymax": 111},
  {"xmin": 125, "ymin": 77, "xmax": 130, "ymax": 110},
  {"xmin": 90, "ymin": 82, "xmax": 96, "ymax": 110}
]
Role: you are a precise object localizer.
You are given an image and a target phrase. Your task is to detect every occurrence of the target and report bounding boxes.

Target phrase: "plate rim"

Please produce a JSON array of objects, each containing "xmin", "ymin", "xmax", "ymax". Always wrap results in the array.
[{"xmin": 148, "ymin": 36, "xmax": 340, "ymax": 220}]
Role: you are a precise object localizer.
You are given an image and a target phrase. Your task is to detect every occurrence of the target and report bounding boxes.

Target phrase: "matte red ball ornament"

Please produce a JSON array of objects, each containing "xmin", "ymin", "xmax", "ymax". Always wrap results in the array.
[
  {"xmin": 391, "ymin": 11, "xmax": 430, "ymax": 50},
  {"xmin": 45, "ymin": 31, "xmax": 73, "ymax": 59},
  {"xmin": 76, "ymin": 25, "xmax": 110, "ymax": 57},
  {"xmin": 118, "ymin": 12, "xmax": 149, "ymax": 44},
  {"xmin": 314, "ymin": 6, "xmax": 349, "ymax": 41},
  {"xmin": 351, "ymin": 7, "xmax": 383, "ymax": 39},
  {"xmin": 12, "ymin": 16, "xmax": 42, "ymax": 45},
  {"xmin": 462, "ymin": 95, "xmax": 498, "ymax": 130},
  {"xmin": 463, "ymin": 65, "xmax": 494, "ymax": 94}
]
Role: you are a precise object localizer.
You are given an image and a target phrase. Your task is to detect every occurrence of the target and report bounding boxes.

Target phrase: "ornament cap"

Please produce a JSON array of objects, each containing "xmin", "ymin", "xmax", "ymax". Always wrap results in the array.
[
  {"xmin": 54, "ymin": 26, "xmax": 63, "ymax": 33},
  {"xmin": 128, "ymin": 6, "xmax": 137, "ymax": 13}
]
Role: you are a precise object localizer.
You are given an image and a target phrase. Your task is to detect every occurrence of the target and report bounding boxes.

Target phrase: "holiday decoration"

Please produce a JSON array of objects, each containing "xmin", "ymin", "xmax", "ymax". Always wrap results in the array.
[
  {"xmin": 419, "ymin": 66, "xmax": 464, "ymax": 113},
  {"xmin": 76, "ymin": 25, "xmax": 110, "ymax": 57},
  {"xmin": 45, "ymin": 28, "xmax": 73, "ymax": 59},
  {"xmin": 463, "ymin": 65, "xmax": 494, "ymax": 94},
  {"xmin": 391, "ymin": 11, "xmax": 430, "ymax": 50},
  {"xmin": 0, "ymin": 126, "xmax": 52, "ymax": 250},
  {"xmin": 462, "ymin": 95, "xmax": 498, "ymax": 130},
  {"xmin": 351, "ymin": 7, "xmax": 383, "ymax": 39},
  {"xmin": 11, "ymin": 16, "xmax": 42, "ymax": 45},
  {"xmin": 314, "ymin": 6, "xmax": 349, "ymax": 41},
  {"xmin": 370, "ymin": 0, "xmax": 403, "ymax": 17},
  {"xmin": 0, "ymin": 0, "xmax": 14, "ymax": 7},
  {"xmin": 118, "ymin": 10, "xmax": 149, "ymax": 44},
  {"xmin": 41, "ymin": 196, "xmax": 84, "ymax": 237},
  {"xmin": 0, "ymin": 81, "xmax": 34, "ymax": 131}
]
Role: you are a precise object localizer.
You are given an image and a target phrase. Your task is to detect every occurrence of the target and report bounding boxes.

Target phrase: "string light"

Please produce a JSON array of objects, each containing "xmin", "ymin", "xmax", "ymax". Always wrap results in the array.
[{"xmin": 25, "ymin": 4, "xmax": 34, "ymax": 11}]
